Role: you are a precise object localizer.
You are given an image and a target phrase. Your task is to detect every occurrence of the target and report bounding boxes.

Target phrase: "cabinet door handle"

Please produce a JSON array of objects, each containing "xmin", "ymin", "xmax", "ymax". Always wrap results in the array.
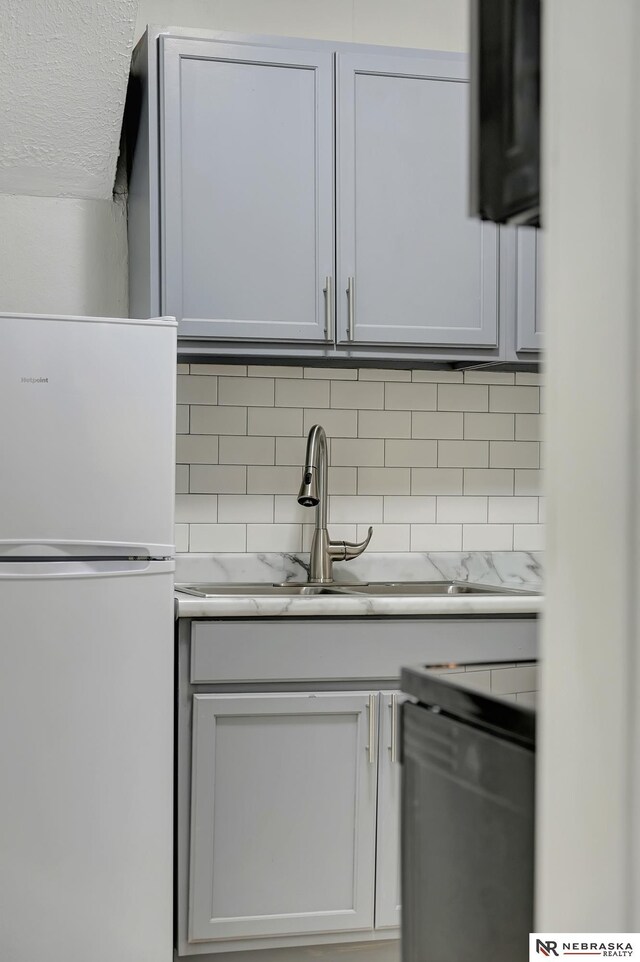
[
  {"xmin": 390, "ymin": 693, "xmax": 398, "ymax": 764},
  {"xmin": 368, "ymin": 693, "xmax": 376, "ymax": 764},
  {"xmin": 346, "ymin": 276, "xmax": 355, "ymax": 340},
  {"xmin": 323, "ymin": 276, "xmax": 334, "ymax": 341}
]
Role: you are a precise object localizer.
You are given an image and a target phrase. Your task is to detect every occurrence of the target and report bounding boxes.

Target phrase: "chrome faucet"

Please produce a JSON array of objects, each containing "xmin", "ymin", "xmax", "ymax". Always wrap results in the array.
[{"xmin": 297, "ymin": 424, "xmax": 373, "ymax": 583}]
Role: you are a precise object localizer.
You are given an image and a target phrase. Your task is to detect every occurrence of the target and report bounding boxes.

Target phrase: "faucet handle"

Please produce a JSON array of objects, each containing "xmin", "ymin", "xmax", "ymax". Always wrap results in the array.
[{"xmin": 338, "ymin": 526, "xmax": 373, "ymax": 562}]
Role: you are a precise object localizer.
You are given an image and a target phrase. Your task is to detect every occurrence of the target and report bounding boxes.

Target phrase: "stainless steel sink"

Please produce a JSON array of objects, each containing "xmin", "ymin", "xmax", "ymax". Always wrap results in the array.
[{"xmin": 176, "ymin": 581, "xmax": 536, "ymax": 598}]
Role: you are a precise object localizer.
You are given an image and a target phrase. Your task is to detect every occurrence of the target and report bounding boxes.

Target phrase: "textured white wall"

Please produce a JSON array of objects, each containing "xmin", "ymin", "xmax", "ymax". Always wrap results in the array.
[
  {"xmin": 135, "ymin": 0, "xmax": 468, "ymax": 50},
  {"xmin": 0, "ymin": 0, "xmax": 137, "ymax": 199},
  {"xmin": 0, "ymin": 194, "xmax": 128, "ymax": 317}
]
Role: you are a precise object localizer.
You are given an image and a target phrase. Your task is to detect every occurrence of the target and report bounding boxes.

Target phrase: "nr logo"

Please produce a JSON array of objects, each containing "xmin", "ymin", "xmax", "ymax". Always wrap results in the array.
[{"xmin": 536, "ymin": 941, "xmax": 559, "ymax": 957}]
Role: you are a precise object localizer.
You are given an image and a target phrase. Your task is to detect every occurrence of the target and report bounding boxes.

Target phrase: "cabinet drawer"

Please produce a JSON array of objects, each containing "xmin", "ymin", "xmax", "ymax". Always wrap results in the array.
[{"xmin": 190, "ymin": 618, "xmax": 537, "ymax": 684}]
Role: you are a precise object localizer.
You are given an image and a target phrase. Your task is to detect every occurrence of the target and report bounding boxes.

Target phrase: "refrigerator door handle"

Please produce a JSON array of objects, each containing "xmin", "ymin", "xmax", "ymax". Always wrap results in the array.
[
  {"xmin": 0, "ymin": 540, "xmax": 174, "ymax": 560},
  {"xmin": 0, "ymin": 559, "xmax": 175, "ymax": 579}
]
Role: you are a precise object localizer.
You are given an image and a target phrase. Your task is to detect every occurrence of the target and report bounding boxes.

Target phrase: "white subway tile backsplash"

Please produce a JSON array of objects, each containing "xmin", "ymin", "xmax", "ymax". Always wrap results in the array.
[
  {"xmin": 177, "ymin": 374, "xmax": 218, "ymax": 405},
  {"xmin": 385, "ymin": 439, "xmax": 437, "ymax": 467},
  {"xmin": 328, "ymin": 467, "xmax": 358, "ymax": 495},
  {"xmin": 358, "ymin": 523, "xmax": 410, "ymax": 551},
  {"xmin": 384, "ymin": 495, "xmax": 436, "ymax": 524},
  {"xmin": 463, "ymin": 413, "xmax": 514, "ymax": 440},
  {"xmin": 219, "ymin": 436, "xmax": 274, "ymax": 465},
  {"xmin": 248, "ymin": 407, "xmax": 303, "ymax": 436},
  {"xmin": 332, "ymin": 380, "xmax": 384, "ymax": 409},
  {"xmin": 489, "ymin": 385, "xmax": 539, "ymax": 413},
  {"xmin": 331, "ymin": 438, "xmax": 385, "ymax": 467},
  {"xmin": 218, "ymin": 495, "xmax": 274, "ymax": 523},
  {"xmin": 191, "ymin": 405, "xmax": 247, "ymax": 436},
  {"xmin": 359, "ymin": 367, "xmax": 410, "ymax": 381},
  {"xmin": 464, "ymin": 469, "xmax": 514, "ymax": 495},
  {"xmin": 276, "ymin": 378, "xmax": 329, "ymax": 408},
  {"xmin": 490, "ymin": 665, "xmax": 539, "ymax": 695},
  {"xmin": 515, "ymin": 372, "xmax": 542, "ymax": 385},
  {"xmin": 513, "ymin": 524, "xmax": 545, "ymax": 551},
  {"xmin": 248, "ymin": 365, "xmax": 303, "ymax": 378},
  {"xmin": 191, "ymin": 363, "xmax": 246, "ymax": 376},
  {"xmin": 219, "ymin": 376, "xmax": 274, "ymax": 407},
  {"xmin": 412, "ymin": 411, "xmax": 463, "ymax": 439},
  {"xmin": 303, "ymin": 367, "xmax": 357, "ymax": 380},
  {"xmin": 357, "ymin": 467, "xmax": 411, "ymax": 495},
  {"xmin": 329, "ymin": 496, "xmax": 384, "ymax": 524},
  {"xmin": 385, "ymin": 382, "xmax": 437, "ymax": 411},
  {"xmin": 176, "ymin": 405, "xmax": 190, "ymax": 434},
  {"xmin": 176, "ymin": 435, "xmax": 218, "ymax": 465},
  {"xmin": 438, "ymin": 384, "xmax": 488, "ymax": 412},
  {"xmin": 190, "ymin": 465, "xmax": 246, "ymax": 494},
  {"xmin": 462, "ymin": 525, "xmax": 514, "ymax": 550},
  {"xmin": 515, "ymin": 469, "xmax": 543, "ymax": 495},
  {"xmin": 436, "ymin": 497, "xmax": 488, "ymax": 523},
  {"xmin": 175, "ymin": 523, "xmax": 189, "ymax": 552},
  {"xmin": 411, "ymin": 524, "xmax": 462, "ymax": 551},
  {"xmin": 490, "ymin": 441, "xmax": 539, "ymax": 469},
  {"xmin": 175, "ymin": 363, "xmax": 543, "ymax": 553},
  {"xmin": 488, "ymin": 497, "xmax": 539, "ymax": 524},
  {"xmin": 463, "ymin": 371, "xmax": 515, "ymax": 384},
  {"xmin": 412, "ymin": 468, "xmax": 463, "ymax": 495},
  {"xmin": 175, "ymin": 464, "xmax": 189, "ymax": 495},
  {"xmin": 175, "ymin": 494, "xmax": 218, "ymax": 523},
  {"xmin": 515, "ymin": 413, "xmax": 542, "ymax": 441},
  {"xmin": 275, "ymin": 437, "xmax": 307, "ymax": 465},
  {"xmin": 247, "ymin": 524, "xmax": 302, "ymax": 552},
  {"xmin": 359, "ymin": 410, "xmax": 411, "ymax": 438},
  {"xmin": 177, "ymin": 363, "xmax": 190, "ymax": 375},
  {"xmin": 412, "ymin": 369, "xmax": 463, "ymax": 382},
  {"xmin": 304, "ymin": 408, "xmax": 358, "ymax": 437},
  {"xmin": 438, "ymin": 440, "xmax": 489, "ymax": 468},
  {"xmin": 190, "ymin": 524, "xmax": 246, "ymax": 552},
  {"xmin": 247, "ymin": 465, "xmax": 300, "ymax": 494}
]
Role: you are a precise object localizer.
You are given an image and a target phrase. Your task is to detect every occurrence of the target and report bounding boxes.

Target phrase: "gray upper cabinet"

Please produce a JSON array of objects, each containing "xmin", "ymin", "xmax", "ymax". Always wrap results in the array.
[
  {"xmin": 188, "ymin": 692, "xmax": 377, "ymax": 942},
  {"xmin": 128, "ymin": 28, "xmax": 539, "ymax": 365},
  {"xmin": 336, "ymin": 52, "xmax": 499, "ymax": 349},
  {"xmin": 160, "ymin": 37, "xmax": 334, "ymax": 342},
  {"xmin": 516, "ymin": 227, "xmax": 543, "ymax": 353}
]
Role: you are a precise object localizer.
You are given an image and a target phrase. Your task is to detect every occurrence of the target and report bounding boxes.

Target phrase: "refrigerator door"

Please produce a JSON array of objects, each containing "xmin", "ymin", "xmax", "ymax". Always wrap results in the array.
[
  {"xmin": 0, "ymin": 313, "xmax": 177, "ymax": 557},
  {"xmin": 0, "ymin": 561, "xmax": 174, "ymax": 962}
]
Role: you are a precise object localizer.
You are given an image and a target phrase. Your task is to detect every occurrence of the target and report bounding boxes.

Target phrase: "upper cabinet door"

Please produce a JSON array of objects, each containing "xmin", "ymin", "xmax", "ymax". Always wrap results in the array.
[
  {"xmin": 516, "ymin": 227, "xmax": 543, "ymax": 353},
  {"xmin": 336, "ymin": 52, "xmax": 498, "ymax": 349},
  {"xmin": 161, "ymin": 38, "xmax": 334, "ymax": 342}
]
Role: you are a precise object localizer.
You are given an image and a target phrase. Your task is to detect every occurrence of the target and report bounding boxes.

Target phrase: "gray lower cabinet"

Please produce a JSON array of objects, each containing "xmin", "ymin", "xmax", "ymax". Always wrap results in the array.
[
  {"xmin": 336, "ymin": 52, "xmax": 499, "ymax": 350},
  {"xmin": 188, "ymin": 692, "xmax": 377, "ymax": 942},
  {"xmin": 374, "ymin": 691, "xmax": 407, "ymax": 930}
]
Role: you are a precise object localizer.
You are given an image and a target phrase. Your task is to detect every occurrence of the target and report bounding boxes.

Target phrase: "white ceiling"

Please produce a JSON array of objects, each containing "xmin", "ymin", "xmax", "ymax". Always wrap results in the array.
[{"xmin": 0, "ymin": 0, "xmax": 138, "ymax": 200}]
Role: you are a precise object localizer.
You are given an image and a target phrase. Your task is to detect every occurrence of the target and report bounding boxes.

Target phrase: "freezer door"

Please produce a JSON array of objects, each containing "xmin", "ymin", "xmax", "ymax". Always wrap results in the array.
[
  {"xmin": 0, "ymin": 313, "xmax": 177, "ymax": 556},
  {"xmin": 0, "ymin": 561, "xmax": 174, "ymax": 962}
]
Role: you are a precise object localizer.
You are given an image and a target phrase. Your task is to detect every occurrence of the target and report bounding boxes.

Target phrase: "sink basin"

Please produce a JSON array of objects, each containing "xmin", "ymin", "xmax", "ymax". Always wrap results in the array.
[{"xmin": 176, "ymin": 581, "xmax": 536, "ymax": 598}]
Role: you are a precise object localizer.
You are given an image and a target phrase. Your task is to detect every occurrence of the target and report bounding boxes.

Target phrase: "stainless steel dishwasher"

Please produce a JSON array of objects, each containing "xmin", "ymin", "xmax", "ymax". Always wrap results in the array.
[{"xmin": 400, "ymin": 661, "xmax": 536, "ymax": 962}]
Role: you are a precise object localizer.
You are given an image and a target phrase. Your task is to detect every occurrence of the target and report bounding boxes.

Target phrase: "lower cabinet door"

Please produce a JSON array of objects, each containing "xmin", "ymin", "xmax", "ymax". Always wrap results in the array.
[
  {"xmin": 375, "ymin": 690, "xmax": 407, "ymax": 930},
  {"xmin": 188, "ymin": 692, "xmax": 378, "ymax": 942}
]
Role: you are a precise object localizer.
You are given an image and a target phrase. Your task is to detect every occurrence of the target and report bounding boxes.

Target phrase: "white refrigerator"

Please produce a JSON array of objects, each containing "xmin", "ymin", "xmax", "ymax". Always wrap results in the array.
[{"xmin": 0, "ymin": 313, "xmax": 177, "ymax": 962}]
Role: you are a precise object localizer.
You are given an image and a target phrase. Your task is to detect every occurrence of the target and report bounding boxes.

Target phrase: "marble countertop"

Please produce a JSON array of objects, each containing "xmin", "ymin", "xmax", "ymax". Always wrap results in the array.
[
  {"xmin": 174, "ymin": 550, "xmax": 542, "ymax": 619},
  {"xmin": 175, "ymin": 588, "xmax": 541, "ymax": 619}
]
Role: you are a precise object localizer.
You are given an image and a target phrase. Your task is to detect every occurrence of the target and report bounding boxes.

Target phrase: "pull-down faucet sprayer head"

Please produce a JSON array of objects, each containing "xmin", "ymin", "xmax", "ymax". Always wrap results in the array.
[{"xmin": 297, "ymin": 469, "xmax": 319, "ymax": 507}]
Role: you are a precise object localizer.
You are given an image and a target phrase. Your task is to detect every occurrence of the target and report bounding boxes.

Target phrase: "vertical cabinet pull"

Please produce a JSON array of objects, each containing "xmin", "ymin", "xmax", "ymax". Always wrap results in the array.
[
  {"xmin": 323, "ymin": 276, "xmax": 334, "ymax": 341},
  {"xmin": 346, "ymin": 276, "xmax": 355, "ymax": 340},
  {"xmin": 390, "ymin": 693, "xmax": 398, "ymax": 764},
  {"xmin": 368, "ymin": 693, "xmax": 376, "ymax": 764}
]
